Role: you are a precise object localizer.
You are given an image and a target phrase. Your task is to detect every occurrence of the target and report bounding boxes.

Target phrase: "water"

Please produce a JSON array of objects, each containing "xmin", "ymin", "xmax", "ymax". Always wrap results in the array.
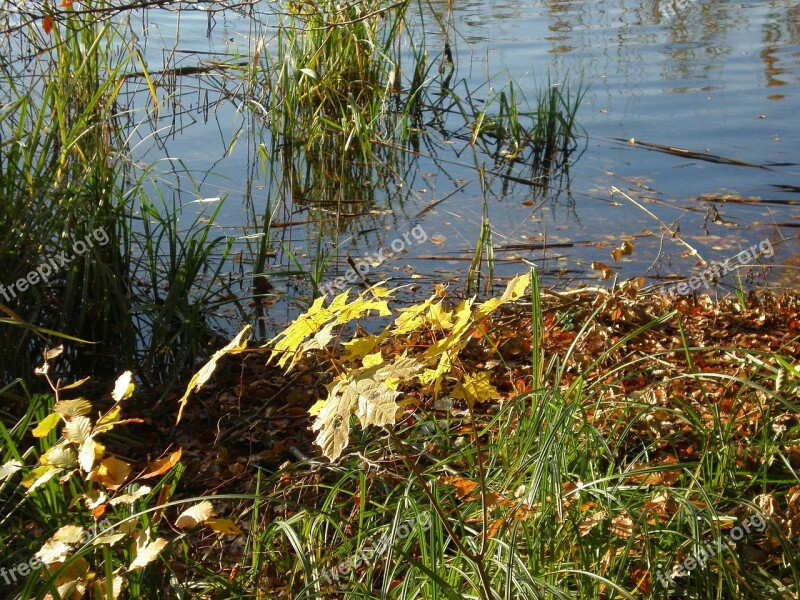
[{"xmin": 123, "ymin": 0, "xmax": 800, "ymax": 333}]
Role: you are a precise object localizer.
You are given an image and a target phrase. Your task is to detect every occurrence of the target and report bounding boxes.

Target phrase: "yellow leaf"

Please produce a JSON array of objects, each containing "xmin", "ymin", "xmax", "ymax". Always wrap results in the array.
[
  {"xmin": 175, "ymin": 500, "xmax": 215, "ymax": 529},
  {"xmin": 54, "ymin": 398, "xmax": 92, "ymax": 418},
  {"xmin": 79, "ymin": 438, "xmax": 97, "ymax": 473},
  {"xmin": 60, "ymin": 376, "xmax": 91, "ymax": 391},
  {"xmin": 362, "ymin": 351, "xmax": 384, "ymax": 368},
  {"xmin": 64, "ymin": 416, "xmax": 92, "ymax": 444},
  {"xmin": 140, "ymin": 449, "xmax": 182, "ymax": 479},
  {"xmin": 87, "ymin": 456, "xmax": 131, "ymax": 491},
  {"xmin": 333, "ymin": 295, "xmax": 391, "ymax": 325},
  {"xmin": 95, "ymin": 406, "xmax": 122, "ymax": 432},
  {"xmin": 205, "ymin": 518, "xmax": 242, "ymax": 535},
  {"xmin": 128, "ymin": 537, "xmax": 168, "ymax": 570},
  {"xmin": 112, "ymin": 371, "xmax": 135, "ymax": 402},
  {"xmin": 22, "ymin": 465, "xmax": 60, "ymax": 491},
  {"xmin": 427, "ymin": 302, "xmax": 455, "ymax": 330},
  {"xmin": 177, "ymin": 326, "xmax": 251, "ymax": 423},
  {"xmin": 269, "ymin": 287, "xmax": 392, "ymax": 370},
  {"xmin": 308, "ymin": 399, "xmax": 327, "ymax": 417},
  {"xmin": 342, "ymin": 332, "xmax": 385, "ymax": 362},
  {"xmin": 0, "ymin": 459, "xmax": 23, "ymax": 482},
  {"xmin": 32, "ymin": 413, "xmax": 61, "ymax": 438},
  {"xmin": 392, "ymin": 297, "xmax": 435, "ymax": 335},
  {"xmin": 421, "ymin": 298, "xmax": 475, "ymax": 396},
  {"xmin": 312, "ymin": 356, "xmax": 422, "ymax": 460},
  {"xmin": 452, "ymin": 372, "xmax": 500, "ymax": 409},
  {"xmin": 268, "ymin": 296, "xmax": 334, "ymax": 368},
  {"xmin": 474, "ymin": 272, "xmax": 531, "ymax": 320}
]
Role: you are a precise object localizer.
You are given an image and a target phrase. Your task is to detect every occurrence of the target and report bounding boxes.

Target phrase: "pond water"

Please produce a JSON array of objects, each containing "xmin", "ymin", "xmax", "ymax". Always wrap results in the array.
[{"xmin": 125, "ymin": 0, "xmax": 800, "ymax": 334}]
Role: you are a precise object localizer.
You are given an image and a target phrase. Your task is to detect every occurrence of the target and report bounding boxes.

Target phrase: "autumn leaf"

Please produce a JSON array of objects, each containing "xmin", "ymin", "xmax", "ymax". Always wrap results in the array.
[
  {"xmin": 452, "ymin": 371, "xmax": 500, "ymax": 409},
  {"xmin": 112, "ymin": 371, "xmax": 135, "ymax": 402},
  {"xmin": 41, "ymin": 445, "xmax": 77, "ymax": 469},
  {"xmin": 32, "ymin": 412, "xmax": 61, "ymax": 438},
  {"xmin": 42, "ymin": 15, "xmax": 54, "ymax": 35},
  {"xmin": 591, "ymin": 261, "xmax": 614, "ymax": 280},
  {"xmin": 175, "ymin": 500, "xmax": 215, "ymax": 529},
  {"xmin": 60, "ymin": 0, "xmax": 74, "ymax": 8},
  {"xmin": 439, "ymin": 475, "xmax": 480, "ymax": 498},
  {"xmin": 312, "ymin": 355, "xmax": 422, "ymax": 460},
  {"xmin": 22, "ymin": 465, "xmax": 60, "ymax": 492},
  {"xmin": 64, "ymin": 416, "xmax": 92, "ymax": 444},
  {"xmin": 268, "ymin": 288, "xmax": 391, "ymax": 369},
  {"xmin": 611, "ymin": 239, "xmax": 634, "ymax": 261},
  {"xmin": 78, "ymin": 438, "xmax": 98, "ymax": 473},
  {"xmin": 140, "ymin": 449, "xmax": 182, "ymax": 479},
  {"xmin": 177, "ymin": 325, "xmax": 251, "ymax": 423},
  {"xmin": 109, "ymin": 485, "xmax": 151, "ymax": 506},
  {"xmin": 54, "ymin": 398, "xmax": 92, "ymax": 418},
  {"xmin": 87, "ymin": 456, "xmax": 131, "ymax": 490},
  {"xmin": 128, "ymin": 537, "xmax": 168, "ymax": 570},
  {"xmin": 205, "ymin": 518, "xmax": 242, "ymax": 535}
]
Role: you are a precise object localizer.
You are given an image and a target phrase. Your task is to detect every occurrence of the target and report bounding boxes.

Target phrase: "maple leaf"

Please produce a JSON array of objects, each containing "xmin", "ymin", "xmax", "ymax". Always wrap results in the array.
[
  {"xmin": 474, "ymin": 272, "xmax": 532, "ymax": 320},
  {"xmin": 392, "ymin": 297, "xmax": 435, "ymax": 335},
  {"xmin": 312, "ymin": 355, "xmax": 422, "ymax": 460},
  {"xmin": 452, "ymin": 371, "xmax": 501, "ymax": 409},
  {"xmin": 268, "ymin": 288, "xmax": 392, "ymax": 370},
  {"xmin": 420, "ymin": 298, "xmax": 475, "ymax": 396},
  {"xmin": 341, "ymin": 331, "xmax": 386, "ymax": 362}
]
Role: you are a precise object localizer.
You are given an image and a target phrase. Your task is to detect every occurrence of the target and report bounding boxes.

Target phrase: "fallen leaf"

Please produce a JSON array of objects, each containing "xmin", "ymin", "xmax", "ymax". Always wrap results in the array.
[
  {"xmin": 205, "ymin": 518, "xmax": 242, "ymax": 535},
  {"xmin": 140, "ymin": 449, "xmax": 182, "ymax": 479}
]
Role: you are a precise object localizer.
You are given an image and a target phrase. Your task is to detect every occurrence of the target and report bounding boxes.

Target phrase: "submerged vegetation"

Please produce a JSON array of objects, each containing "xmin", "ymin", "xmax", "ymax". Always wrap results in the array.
[{"xmin": 0, "ymin": 0, "xmax": 585, "ymax": 385}]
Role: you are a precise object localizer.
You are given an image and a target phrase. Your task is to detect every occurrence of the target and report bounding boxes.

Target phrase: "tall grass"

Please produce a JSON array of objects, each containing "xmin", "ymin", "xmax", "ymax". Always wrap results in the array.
[{"xmin": 0, "ymin": 4, "xmax": 136, "ymax": 383}]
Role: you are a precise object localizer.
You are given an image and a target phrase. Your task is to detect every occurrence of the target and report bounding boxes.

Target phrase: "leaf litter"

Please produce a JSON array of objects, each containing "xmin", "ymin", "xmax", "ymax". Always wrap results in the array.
[{"xmin": 111, "ymin": 277, "xmax": 800, "ymax": 594}]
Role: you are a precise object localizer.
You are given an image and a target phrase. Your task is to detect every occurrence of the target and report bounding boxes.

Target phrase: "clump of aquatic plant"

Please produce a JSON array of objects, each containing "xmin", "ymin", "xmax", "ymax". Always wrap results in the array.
[{"xmin": 0, "ymin": 3, "xmax": 135, "ymax": 383}]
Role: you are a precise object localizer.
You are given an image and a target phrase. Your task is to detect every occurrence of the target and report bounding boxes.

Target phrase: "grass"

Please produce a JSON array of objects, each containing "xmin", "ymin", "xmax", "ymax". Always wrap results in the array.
[{"xmin": 1, "ymin": 273, "xmax": 799, "ymax": 598}]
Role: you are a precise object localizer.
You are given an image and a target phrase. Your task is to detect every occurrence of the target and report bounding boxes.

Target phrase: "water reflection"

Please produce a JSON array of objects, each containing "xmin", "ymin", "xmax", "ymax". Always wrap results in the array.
[{"xmin": 124, "ymin": 0, "xmax": 800, "ymax": 316}]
